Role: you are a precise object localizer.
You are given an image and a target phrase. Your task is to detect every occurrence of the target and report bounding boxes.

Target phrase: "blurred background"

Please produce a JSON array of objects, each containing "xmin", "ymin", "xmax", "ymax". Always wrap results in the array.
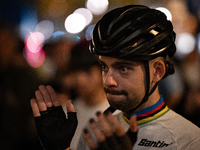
[{"xmin": 0, "ymin": 0, "xmax": 200, "ymax": 149}]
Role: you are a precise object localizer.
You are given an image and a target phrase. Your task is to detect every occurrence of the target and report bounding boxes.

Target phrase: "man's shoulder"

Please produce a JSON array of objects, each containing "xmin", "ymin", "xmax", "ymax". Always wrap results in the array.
[
  {"xmin": 115, "ymin": 110, "xmax": 200, "ymax": 150},
  {"xmin": 138, "ymin": 109, "xmax": 200, "ymax": 139},
  {"xmin": 134, "ymin": 109, "xmax": 200, "ymax": 149},
  {"xmin": 158, "ymin": 109, "xmax": 200, "ymax": 130}
]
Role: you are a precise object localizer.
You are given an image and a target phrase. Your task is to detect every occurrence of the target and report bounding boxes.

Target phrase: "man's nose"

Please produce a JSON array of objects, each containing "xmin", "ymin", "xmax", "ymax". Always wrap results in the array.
[{"xmin": 103, "ymin": 71, "xmax": 118, "ymax": 87}]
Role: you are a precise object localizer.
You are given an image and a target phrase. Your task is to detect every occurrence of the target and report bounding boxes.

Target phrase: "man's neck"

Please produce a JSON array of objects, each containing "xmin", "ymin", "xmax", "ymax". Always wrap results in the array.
[{"xmin": 127, "ymin": 88, "xmax": 161, "ymax": 116}]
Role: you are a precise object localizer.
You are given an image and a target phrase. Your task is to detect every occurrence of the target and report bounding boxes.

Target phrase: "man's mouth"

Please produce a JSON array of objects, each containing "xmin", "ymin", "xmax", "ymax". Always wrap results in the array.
[{"xmin": 104, "ymin": 88, "xmax": 128, "ymax": 96}]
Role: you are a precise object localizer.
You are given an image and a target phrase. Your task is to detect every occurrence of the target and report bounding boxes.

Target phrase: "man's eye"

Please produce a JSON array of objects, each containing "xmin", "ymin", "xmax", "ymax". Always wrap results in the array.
[
  {"xmin": 102, "ymin": 65, "xmax": 108, "ymax": 71},
  {"xmin": 120, "ymin": 67, "xmax": 129, "ymax": 73}
]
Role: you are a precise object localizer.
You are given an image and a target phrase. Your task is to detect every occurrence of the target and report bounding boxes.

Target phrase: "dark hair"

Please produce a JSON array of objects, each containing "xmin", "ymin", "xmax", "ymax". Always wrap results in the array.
[{"xmin": 68, "ymin": 40, "xmax": 100, "ymax": 72}]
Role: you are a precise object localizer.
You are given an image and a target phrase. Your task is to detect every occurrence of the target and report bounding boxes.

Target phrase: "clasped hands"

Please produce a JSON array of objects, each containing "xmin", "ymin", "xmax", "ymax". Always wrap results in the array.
[{"xmin": 30, "ymin": 85, "xmax": 137, "ymax": 150}]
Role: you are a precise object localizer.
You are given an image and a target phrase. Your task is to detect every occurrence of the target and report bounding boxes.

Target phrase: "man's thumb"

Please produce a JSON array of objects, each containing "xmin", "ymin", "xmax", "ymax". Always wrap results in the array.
[{"xmin": 66, "ymin": 100, "xmax": 76, "ymax": 112}]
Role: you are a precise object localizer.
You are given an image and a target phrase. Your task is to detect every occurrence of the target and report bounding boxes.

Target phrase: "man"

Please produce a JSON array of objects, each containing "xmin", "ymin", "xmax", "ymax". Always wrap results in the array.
[{"xmin": 30, "ymin": 5, "xmax": 200, "ymax": 150}]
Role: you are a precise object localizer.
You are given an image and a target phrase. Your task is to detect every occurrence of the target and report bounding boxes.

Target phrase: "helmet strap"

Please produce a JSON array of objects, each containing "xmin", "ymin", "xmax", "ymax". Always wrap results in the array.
[{"xmin": 125, "ymin": 61, "xmax": 158, "ymax": 117}]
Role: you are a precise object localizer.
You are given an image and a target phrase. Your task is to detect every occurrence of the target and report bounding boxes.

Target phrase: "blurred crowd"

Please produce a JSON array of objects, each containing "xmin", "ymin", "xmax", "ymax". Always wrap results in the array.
[
  {"xmin": 158, "ymin": 0, "xmax": 200, "ymax": 127},
  {"xmin": 0, "ymin": 0, "xmax": 200, "ymax": 149},
  {"xmin": 0, "ymin": 24, "xmax": 44, "ymax": 149}
]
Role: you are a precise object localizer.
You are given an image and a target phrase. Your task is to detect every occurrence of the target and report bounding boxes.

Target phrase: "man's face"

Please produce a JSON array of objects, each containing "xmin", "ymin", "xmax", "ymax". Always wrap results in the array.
[{"xmin": 98, "ymin": 56, "xmax": 146, "ymax": 112}]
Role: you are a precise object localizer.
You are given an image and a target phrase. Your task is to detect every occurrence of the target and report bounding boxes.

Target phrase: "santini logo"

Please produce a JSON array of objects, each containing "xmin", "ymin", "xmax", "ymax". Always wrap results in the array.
[{"xmin": 138, "ymin": 139, "xmax": 173, "ymax": 148}]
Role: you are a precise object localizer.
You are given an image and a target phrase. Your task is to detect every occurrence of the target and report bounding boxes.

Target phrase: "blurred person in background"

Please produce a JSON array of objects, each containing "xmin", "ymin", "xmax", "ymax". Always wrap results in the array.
[
  {"xmin": 59, "ymin": 40, "xmax": 111, "ymax": 150},
  {"xmin": 40, "ymin": 33, "xmax": 78, "ymax": 110},
  {"xmin": 158, "ymin": 0, "xmax": 193, "ymax": 110},
  {"xmin": 0, "ymin": 24, "xmax": 44, "ymax": 149},
  {"xmin": 180, "ymin": 48, "xmax": 200, "ymax": 127},
  {"xmin": 178, "ymin": 0, "xmax": 200, "ymax": 128},
  {"xmin": 40, "ymin": 34, "xmax": 76, "ymax": 88},
  {"xmin": 159, "ymin": 0, "xmax": 200, "ymax": 128}
]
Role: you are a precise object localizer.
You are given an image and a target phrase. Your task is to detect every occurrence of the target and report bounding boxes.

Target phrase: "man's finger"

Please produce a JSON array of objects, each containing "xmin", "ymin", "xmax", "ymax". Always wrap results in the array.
[
  {"xmin": 35, "ymin": 90, "xmax": 47, "ymax": 111},
  {"xmin": 105, "ymin": 112, "xmax": 125, "ymax": 137},
  {"xmin": 96, "ymin": 111, "xmax": 113, "ymax": 137},
  {"xmin": 46, "ymin": 85, "xmax": 60, "ymax": 107},
  {"xmin": 89, "ymin": 118, "xmax": 106, "ymax": 143},
  {"xmin": 39, "ymin": 85, "xmax": 53, "ymax": 108},
  {"xmin": 130, "ymin": 115, "xmax": 137, "ymax": 132},
  {"xmin": 83, "ymin": 128, "xmax": 98, "ymax": 150},
  {"xmin": 66, "ymin": 100, "xmax": 76, "ymax": 112},
  {"xmin": 30, "ymin": 98, "xmax": 41, "ymax": 117}
]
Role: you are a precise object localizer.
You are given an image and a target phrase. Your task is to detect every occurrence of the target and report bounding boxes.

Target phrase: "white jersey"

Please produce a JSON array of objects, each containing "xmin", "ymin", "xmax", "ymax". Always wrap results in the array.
[{"xmin": 77, "ymin": 97, "xmax": 200, "ymax": 150}]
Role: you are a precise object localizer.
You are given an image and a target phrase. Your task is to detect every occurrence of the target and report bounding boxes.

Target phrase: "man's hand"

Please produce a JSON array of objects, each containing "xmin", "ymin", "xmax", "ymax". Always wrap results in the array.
[
  {"xmin": 30, "ymin": 85, "xmax": 78, "ymax": 150},
  {"xmin": 83, "ymin": 111, "xmax": 137, "ymax": 150}
]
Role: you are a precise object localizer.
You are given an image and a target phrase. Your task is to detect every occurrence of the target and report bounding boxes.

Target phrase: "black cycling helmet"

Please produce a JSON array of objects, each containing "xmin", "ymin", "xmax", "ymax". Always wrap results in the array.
[
  {"xmin": 90, "ymin": 5, "xmax": 176, "ymax": 61},
  {"xmin": 90, "ymin": 5, "xmax": 176, "ymax": 114}
]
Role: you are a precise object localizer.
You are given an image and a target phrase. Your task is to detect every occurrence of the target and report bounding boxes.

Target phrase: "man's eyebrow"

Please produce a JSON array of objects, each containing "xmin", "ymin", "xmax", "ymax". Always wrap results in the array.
[{"xmin": 111, "ymin": 61, "xmax": 138, "ymax": 67}]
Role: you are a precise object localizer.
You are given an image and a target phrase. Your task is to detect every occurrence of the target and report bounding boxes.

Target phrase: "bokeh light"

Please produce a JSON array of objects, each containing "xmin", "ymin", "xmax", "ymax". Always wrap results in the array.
[
  {"xmin": 156, "ymin": 7, "xmax": 172, "ymax": 21},
  {"xmin": 19, "ymin": 8, "xmax": 38, "ymax": 40},
  {"xmin": 64, "ymin": 13, "xmax": 86, "ymax": 34},
  {"xmin": 51, "ymin": 31, "xmax": 66, "ymax": 39},
  {"xmin": 51, "ymin": 31, "xmax": 81, "ymax": 43},
  {"xmin": 176, "ymin": 33, "xmax": 196, "ymax": 59},
  {"xmin": 73, "ymin": 8, "xmax": 93, "ymax": 26},
  {"xmin": 25, "ymin": 32, "xmax": 44, "ymax": 53},
  {"xmin": 24, "ymin": 47, "xmax": 45, "ymax": 68},
  {"xmin": 197, "ymin": 33, "xmax": 200, "ymax": 54},
  {"xmin": 85, "ymin": 24, "xmax": 95, "ymax": 41},
  {"xmin": 24, "ymin": 32, "xmax": 46, "ymax": 68},
  {"xmin": 35, "ymin": 20, "xmax": 54, "ymax": 40},
  {"xmin": 86, "ymin": 0, "xmax": 109, "ymax": 15}
]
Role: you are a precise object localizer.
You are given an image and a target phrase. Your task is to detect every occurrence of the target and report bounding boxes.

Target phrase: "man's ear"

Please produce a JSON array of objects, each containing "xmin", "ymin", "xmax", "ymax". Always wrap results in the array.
[{"xmin": 152, "ymin": 60, "xmax": 166, "ymax": 82}]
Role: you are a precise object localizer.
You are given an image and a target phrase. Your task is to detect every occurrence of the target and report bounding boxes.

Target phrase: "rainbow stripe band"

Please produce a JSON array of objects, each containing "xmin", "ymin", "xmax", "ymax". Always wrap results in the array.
[{"xmin": 123, "ymin": 97, "xmax": 170, "ymax": 126}]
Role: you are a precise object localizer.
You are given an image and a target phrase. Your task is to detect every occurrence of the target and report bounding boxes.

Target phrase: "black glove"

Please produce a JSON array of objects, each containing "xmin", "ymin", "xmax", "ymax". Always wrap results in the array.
[
  {"xmin": 126, "ymin": 128, "xmax": 137, "ymax": 145},
  {"xmin": 34, "ymin": 106, "xmax": 78, "ymax": 150}
]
